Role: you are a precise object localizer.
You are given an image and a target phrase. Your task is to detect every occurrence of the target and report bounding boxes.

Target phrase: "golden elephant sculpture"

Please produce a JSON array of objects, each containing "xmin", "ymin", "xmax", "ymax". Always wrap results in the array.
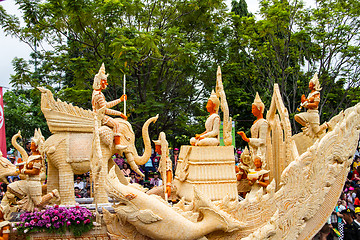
[{"xmin": 38, "ymin": 87, "xmax": 158, "ymax": 205}]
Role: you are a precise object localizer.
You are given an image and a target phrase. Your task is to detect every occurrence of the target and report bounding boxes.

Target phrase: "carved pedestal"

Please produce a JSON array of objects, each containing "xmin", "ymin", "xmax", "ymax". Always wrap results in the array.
[{"xmin": 174, "ymin": 145, "xmax": 238, "ymax": 202}]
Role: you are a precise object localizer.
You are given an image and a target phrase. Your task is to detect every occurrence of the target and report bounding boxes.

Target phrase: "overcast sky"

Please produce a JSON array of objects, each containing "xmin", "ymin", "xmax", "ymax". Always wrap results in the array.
[{"xmin": 0, "ymin": 0, "xmax": 313, "ymax": 90}]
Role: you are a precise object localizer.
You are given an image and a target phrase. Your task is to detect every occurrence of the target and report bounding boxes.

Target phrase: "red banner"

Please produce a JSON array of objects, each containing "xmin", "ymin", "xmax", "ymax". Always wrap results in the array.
[{"xmin": 0, "ymin": 87, "xmax": 6, "ymax": 158}]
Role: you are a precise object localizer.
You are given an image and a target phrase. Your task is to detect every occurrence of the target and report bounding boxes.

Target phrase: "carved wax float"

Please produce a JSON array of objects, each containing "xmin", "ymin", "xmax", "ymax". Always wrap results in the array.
[
  {"xmin": 1, "ymin": 130, "xmax": 59, "ymax": 214},
  {"xmin": 190, "ymin": 66, "xmax": 232, "ymax": 147},
  {"xmin": 246, "ymin": 157, "xmax": 270, "ymax": 202},
  {"xmin": 105, "ymin": 166, "xmax": 242, "ymax": 240},
  {"xmin": 236, "ymin": 147, "xmax": 252, "ymax": 197},
  {"xmin": 174, "ymin": 145, "xmax": 238, "ymax": 202},
  {"xmin": 292, "ymin": 73, "xmax": 342, "ymax": 155},
  {"xmin": 238, "ymin": 93, "xmax": 269, "ymax": 167},
  {"xmin": 38, "ymin": 64, "xmax": 158, "ymax": 205},
  {"xmin": 153, "ymin": 132, "xmax": 173, "ymax": 201},
  {"xmin": 0, "ymin": 151, "xmax": 16, "ymax": 184},
  {"xmin": 103, "ymin": 67, "xmax": 360, "ymax": 240},
  {"xmin": 177, "ymin": 67, "xmax": 237, "ymax": 202}
]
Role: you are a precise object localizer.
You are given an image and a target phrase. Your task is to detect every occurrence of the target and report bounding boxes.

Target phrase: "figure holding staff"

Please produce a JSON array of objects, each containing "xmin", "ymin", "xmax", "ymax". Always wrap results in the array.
[{"xmin": 92, "ymin": 63, "xmax": 128, "ymax": 150}]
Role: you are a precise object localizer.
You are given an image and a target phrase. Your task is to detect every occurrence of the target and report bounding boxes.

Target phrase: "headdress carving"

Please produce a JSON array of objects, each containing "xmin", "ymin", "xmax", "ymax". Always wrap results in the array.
[
  {"xmin": 93, "ymin": 63, "xmax": 109, "ymax": 90},
  {"xmin": 240, "ymin": 146, "xmax": 251, "ymax": 166},
  {"xmin": 32, "ymin": 129, "xmax": 45, "ymax": 151},
  {"xmin": 209, "ymin": 90, "xmax": 220, "ymax": 113},
  {"xmin": 309, "ymin": 73, "xmax": 322, "ymax": 91},
  {"xmin": 252, "ymin": 92, "xmax": 265, "ymax": 114}
]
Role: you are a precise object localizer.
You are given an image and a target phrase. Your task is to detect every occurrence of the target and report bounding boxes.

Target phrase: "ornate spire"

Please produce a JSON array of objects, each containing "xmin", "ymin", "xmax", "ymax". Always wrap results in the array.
[
  {"xmin": 252, "ymin": 92, "xmax": 265, "ymax": 113},
  {"xmin": 309, "ymin": 73, "xmax": 322, "ymax": 91},
  {"xmin": 93, "ymin": 63, "xmax": 109, "ymax": 90},
  {"xmin": 32, "ymin": 129, "xmax": 45, "ymax": 149},
  {"xmin": 209, "ymin": 90, "xmax": 220, "ymax": 113}
]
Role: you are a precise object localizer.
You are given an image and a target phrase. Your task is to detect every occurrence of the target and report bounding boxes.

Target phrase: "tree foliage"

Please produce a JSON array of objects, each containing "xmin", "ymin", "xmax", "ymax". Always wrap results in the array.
[
  {"xmin": 2, "ymin": 0, "xmax": 360, "ymax": 149},
  {"xmin": 225, "ymin": 0, "xmax": 360, "ymax": 140},
  {"xmin": 1, "ymin": 0, "xmax": 227, "ymax": 148}
]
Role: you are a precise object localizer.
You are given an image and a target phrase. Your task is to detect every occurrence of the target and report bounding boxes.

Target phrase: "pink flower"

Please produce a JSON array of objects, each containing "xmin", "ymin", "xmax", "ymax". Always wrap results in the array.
[
  {"xmin": 84, "ymin": 219, "xmax": 90, "ymax": 224},
  {"xmin": 76, "ymin": 221, "xmax": 80, "ymax": 224},
  {"xmin": 66, "ymin": 221, "xmax": 71, "ymax": 226}
]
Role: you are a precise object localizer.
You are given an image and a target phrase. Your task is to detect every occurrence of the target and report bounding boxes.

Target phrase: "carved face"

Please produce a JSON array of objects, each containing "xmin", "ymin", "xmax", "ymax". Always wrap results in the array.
[
  {"xmin": 254, "ymin": 158, "xmax": 262, "ymax": 168},
  {"xmin": 206, "ymin": 100, "xmax": 215, "ymax": 114},
  {"xmin": 309, "ymin": 81, "xmax": 315, "ymax": 90},
  {"xmin": 30, "ymin": 142, "xmax": 37, "ymax": 152},
  {"xmin": 100, "ymin": 78, "xmax": 108, "ymax": 90},
  {"xmin": 252, "ymin": 105, "xmax": 262, "ymax": 117}
]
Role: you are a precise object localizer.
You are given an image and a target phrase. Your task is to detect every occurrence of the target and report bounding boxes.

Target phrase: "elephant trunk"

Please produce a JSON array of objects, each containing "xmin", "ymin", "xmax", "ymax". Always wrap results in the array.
[
  {"xmin": 12, "ymin": 131, "xmax": 28, "ymax": 162},
  {"xmin": 133, "ymin": 115, "xmax": 159, "ymax": 165}
]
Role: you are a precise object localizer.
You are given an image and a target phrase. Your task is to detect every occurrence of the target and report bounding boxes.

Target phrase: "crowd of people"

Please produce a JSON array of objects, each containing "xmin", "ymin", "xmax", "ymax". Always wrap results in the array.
[{"xmin": 311, "ymin": 153, "xmax": 360, "ymax": 240}]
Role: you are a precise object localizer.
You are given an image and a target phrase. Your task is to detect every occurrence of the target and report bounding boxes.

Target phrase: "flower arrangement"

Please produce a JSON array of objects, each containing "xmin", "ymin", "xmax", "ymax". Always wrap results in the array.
[{"xmin": 16, "ymin": 205, "xmax": 94, "ymax": 236}]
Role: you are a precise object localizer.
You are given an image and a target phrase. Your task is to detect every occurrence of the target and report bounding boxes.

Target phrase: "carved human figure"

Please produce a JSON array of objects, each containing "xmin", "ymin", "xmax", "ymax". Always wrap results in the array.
[
  {"xmin": 236, "ymin": 147, "xmax": 252, "ymax": 198},
  {"xmin": 2, "ymin": 129, "xmax": 59, "ymax": 212},
  {"xmin": 247, "ymin": 157, "xmax": 270, "ymax": 199},
  {"xmin": 237, "ymin": 92, "xmax": 268, "ymax": 161},
  {"xmin": 294, "ymin": 73, "xmax": 328, "ymax": 137},
  {"xmin": 92, "ymin": 63, "xmax": 128, "ymax": 150},
  {"xmin": 190, "ymin": 90, "xmax": 220, "ymax": 146},
  {"xmin": 153, "ymin": 132, "xmax": 173, "ymax": 201}
]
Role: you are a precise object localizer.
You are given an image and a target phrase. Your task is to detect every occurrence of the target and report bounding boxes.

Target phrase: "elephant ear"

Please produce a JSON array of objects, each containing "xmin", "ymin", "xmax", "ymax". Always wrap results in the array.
[{"xmin": 137, "ymin": 209, "xmax": 162, "ymax": 224}]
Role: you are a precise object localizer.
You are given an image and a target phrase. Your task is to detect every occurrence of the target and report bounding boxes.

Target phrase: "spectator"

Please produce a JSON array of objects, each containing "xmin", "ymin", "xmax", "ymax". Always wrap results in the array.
[
  {"xmin": 129, "ymin": 172, "xmax": 137, "ymax": 184},
  {"xmin": 170, "ymin": 148, "xmax": 180, "ymax": 172},
  {"xmin": 355, "ymin": 207, "xmax": 360, "ymax": 225},
  {"xmin": 346, "ymin": 187, "xmax": 356, "ymax": 211},
  {"xmin": 74, "ymin": 187, "xmax": 83, "ymax": 198},
  {"xmin": 113, "ymin": 154, "xmax": 125, "ymax": 168},
  {"xmin": 353, "ymin": 156, "xmax": 360, "ymax": 171},
  {"xmin": 85, "ymin": 175, "xmax": 92, "ymax": 189},
  {"xmin": 336, "ymin": 200, "xmax": 347, "ymax": 239},
  {"xmin": 74, "ymin": 177, "xmax": 85, "ymax": 190},
  {"xmin": 83, "ymin": 187, "xmax": 91, "ymax": 198},
  {"xmin": 354, "ymin": 189, "xmax": 360, "ymax": 208},
  {"xmin": 122, "ymin": 162, "xmax": 131, "ymax": 177},
  {"xmin": 150, "ymin": 173, "xmax": 162, "ymax": 187},
  {"xmin": 340, "ymin": 208, "xmax": 360, "ymax": 240},
  {"xmin": 351, "ymin": 167, "xmax": 360, "ymax": 183}
]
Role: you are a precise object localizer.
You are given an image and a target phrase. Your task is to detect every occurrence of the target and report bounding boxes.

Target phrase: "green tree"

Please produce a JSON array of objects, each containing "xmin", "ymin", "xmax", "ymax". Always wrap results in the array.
[
  {"xmin": 0, "ymin": 0, "xmax": 228, "ymax": 148},
  {"xmin": 226, "ymin": 0, "xmax": 360, "ymax": 138}
]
